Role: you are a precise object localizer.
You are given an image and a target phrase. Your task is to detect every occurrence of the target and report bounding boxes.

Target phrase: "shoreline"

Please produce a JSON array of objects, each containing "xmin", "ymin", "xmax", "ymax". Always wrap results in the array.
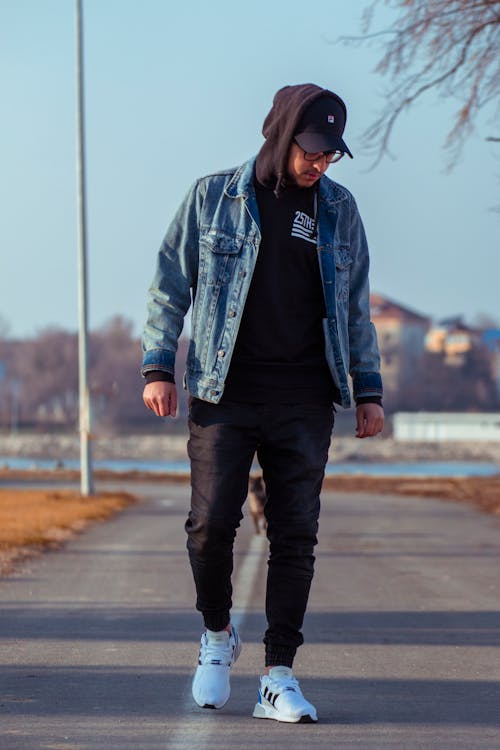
[
  {"xmin": 1, "ymin": 467, "xmax": 499, "ymax": 516},
  {"xmin": 2, "ymin": 433, "xmax": 500, "ymax": 464}
]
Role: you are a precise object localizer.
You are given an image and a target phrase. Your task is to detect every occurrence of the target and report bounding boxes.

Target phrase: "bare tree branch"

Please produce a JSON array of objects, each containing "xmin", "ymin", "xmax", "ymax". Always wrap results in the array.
[{"xmin": 341, "ymin": 0, "xmax": 500, "ymax": 168}]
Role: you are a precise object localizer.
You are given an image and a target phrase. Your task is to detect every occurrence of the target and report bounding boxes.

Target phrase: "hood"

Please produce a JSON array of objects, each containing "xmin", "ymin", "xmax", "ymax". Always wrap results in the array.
[{"xmin": 255, "ymin": 83, "xmax": 343, "ymax": 196}]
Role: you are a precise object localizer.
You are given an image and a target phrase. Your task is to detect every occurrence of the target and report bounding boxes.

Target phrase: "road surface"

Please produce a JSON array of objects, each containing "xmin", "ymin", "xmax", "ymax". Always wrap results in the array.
[{"xmin": 1, "ymin": 481, "xmax": 499, "ymax": 749}]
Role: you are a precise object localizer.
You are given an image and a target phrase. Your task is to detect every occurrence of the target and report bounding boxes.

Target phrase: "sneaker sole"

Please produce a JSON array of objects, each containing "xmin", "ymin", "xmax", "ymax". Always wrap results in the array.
[{"xmin": 252, "ymin": 702, "xmax": 317, "ymax": 723}]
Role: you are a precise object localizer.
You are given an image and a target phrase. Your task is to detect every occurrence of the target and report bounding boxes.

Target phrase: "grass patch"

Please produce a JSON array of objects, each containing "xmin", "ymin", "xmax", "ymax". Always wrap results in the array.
[{"xmin": 0, "ymin": 489, "xmax": 138, "ymax": 551}]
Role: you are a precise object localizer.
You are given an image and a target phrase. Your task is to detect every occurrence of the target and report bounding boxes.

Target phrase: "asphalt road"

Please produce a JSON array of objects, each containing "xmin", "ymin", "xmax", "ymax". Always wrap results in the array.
[{"xmin": 1, "ymin": 481, "xmax": 500, "ymax": 750}]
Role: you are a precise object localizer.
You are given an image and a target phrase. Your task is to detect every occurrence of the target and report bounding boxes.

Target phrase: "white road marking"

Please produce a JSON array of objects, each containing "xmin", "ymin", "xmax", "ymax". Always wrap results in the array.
[
  {"xmin": 230, "ymin": 533, "xmax": 266, "ymax": 630},
  {"xmin": 166, "ymin": 533, "xmax": 266, "ymax": 749},
  {"xmin": 159, "ymin": 499, "xmax": 174, "ymax": 507}
]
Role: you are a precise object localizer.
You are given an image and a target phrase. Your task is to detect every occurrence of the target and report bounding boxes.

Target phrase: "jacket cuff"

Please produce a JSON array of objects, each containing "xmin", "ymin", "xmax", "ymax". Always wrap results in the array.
[
  {"xmin": 141, "ymin": 349, "xmax": 175, "ymax": 378},
  {"xmin": 355, "ymin": 396, "xmax": 383, "ymax": 407},
  {"xmin": 144, "ymin": 371, "xmax": 175, "ymax": 385},
  {"xmin": 352, "ymin": 371, "xmax": 383, "ymax": 401}
]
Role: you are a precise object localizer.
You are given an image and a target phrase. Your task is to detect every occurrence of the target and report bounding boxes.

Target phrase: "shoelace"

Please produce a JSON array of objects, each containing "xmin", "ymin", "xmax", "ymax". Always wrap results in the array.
[
  {"xmin": 268, "ymin": 675, "xmax": 300, "ymax": 693},
  {"xmin": 202, "ymin": 638, "xmax": 231, "ymax": 666}
]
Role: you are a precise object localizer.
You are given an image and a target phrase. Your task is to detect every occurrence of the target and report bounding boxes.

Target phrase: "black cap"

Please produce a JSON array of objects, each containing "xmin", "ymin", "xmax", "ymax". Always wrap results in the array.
[{"xmin": 294, "ymin": 94, "xmax": 353, "ymax": 158}]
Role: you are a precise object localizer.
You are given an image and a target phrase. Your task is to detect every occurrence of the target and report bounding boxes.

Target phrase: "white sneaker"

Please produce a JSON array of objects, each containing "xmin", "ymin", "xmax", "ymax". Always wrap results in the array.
[
  {"xmin": 253, "ymin": 666, "xmax": 318, "ymax": 723},
  {"xmin": 192, "ymin": 625, "xmax": 242, "ymax": 709}
]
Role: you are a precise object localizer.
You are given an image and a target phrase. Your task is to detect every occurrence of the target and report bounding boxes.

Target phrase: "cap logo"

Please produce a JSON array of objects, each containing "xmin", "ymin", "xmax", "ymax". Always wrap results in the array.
[{"xmin": 327, "ymin": 115, "xmax": 335, "ymax": 123}]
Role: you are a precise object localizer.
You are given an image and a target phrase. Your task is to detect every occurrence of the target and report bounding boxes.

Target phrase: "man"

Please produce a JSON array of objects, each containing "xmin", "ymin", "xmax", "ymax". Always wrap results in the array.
[{"xmin": 142, "ymin": 83, "xmax": 384, "ymax": 723}]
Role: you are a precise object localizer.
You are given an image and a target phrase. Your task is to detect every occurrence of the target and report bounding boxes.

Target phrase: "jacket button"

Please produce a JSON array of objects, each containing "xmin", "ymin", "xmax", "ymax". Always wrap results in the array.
[
  {"xmin": 210, "ymin": 390, "xmax": 218, "ymax": 396},
  {"xmin": 217, "ymin": 349, "xmax": 225, "ymax": 358},
  {"xmin": 228, "ymin": 311, "xmax": 236, "ymax": 318}
]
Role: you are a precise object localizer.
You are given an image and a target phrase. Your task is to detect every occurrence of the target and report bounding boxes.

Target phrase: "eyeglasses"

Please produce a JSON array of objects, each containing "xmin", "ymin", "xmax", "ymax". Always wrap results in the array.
[{"xmin": 295, "ymin": 141, "xmax": 345, "ymax": 164}]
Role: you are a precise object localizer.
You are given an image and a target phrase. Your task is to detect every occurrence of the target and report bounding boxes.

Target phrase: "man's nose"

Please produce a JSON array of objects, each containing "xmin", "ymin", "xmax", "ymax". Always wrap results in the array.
[{"xmin": 312, "ymin": 154, "xmax": 328, "ymax": 170}]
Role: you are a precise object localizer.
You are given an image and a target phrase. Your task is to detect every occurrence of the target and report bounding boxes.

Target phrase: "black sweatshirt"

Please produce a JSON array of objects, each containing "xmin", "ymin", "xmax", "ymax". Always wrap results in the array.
[{"xmin": 221, "ymin": 177, "xmax": 339, "ymax": 405}]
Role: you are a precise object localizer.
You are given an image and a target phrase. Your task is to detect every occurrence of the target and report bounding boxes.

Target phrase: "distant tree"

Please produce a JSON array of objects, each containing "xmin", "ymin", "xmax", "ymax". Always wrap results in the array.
[
  {"xmin": 89, "ymin": 317, "xmax": 191, "ymax": 431},
  {"xmin": 11, "ymin": 327, "xmax": 79, "ymax": 426},
  {"xmin": 417, "ymin": 346, "xmax": 498, "ymax": 410},
  {"xmin": 0, "ymin": 318, "xmax": 190, "ymax": 433},
  {"xmin": 344, "ymin": 0, "xmax": 500, "ymax": 166},
  {"xmin": 0, "ymin": 322, "xmax": 12, "ymax": 427},
  {"xmin": 89, "ymin": 316, "xmax": 144, "ymax": 430}
]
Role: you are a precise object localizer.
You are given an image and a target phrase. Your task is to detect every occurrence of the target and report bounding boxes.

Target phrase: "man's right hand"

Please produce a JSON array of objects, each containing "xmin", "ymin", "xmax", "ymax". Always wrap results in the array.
[{"xmin": 143, "ymin": 381, "xmax": 178, "ymax": 418}]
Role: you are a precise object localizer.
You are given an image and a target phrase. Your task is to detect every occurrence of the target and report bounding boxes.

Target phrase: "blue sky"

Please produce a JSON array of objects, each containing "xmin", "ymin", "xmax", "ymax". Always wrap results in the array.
[{"xmin": 1, "ymin": 0, "xmax": 498, "ymax": 339}]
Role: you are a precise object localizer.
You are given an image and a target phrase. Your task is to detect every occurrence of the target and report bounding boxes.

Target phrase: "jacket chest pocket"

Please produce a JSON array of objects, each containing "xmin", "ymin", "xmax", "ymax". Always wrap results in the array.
[
  {"xmin": 334, "ymin": 246, "xmax": 352, "ymax": 301},
  {"xmin": 199, "ymin": 234, "xmax": 243, "ymax": 286}
]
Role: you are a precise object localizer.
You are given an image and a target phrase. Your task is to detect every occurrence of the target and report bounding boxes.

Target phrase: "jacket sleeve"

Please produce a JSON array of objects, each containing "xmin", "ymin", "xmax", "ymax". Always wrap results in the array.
[
  {"xmin": 141, "ymin": 181, "xmax": 203, "ymax": 377},
  {"xmin": 347, "ymin": 195, "xmax": 383, "ymax": 401}
]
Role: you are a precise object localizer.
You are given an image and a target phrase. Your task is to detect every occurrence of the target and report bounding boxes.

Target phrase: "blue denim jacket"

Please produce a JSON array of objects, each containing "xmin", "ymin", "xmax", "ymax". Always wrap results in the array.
[{"xmin": 142, "ymin": 157, "xmax": 382, "ymax": 408}]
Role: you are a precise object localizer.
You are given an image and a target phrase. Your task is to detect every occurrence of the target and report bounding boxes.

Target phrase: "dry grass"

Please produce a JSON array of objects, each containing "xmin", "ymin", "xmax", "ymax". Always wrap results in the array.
[
  {"xmin": 0, "ymin": 489, "xmax": 137, "ymax": 549},
  {"xmin": 322, "ymin": 474, "xmax": 500, "ymax": 515},
  {"xmin": 0, "ymin": 488, "xmax": 138, "ymax": 574}
]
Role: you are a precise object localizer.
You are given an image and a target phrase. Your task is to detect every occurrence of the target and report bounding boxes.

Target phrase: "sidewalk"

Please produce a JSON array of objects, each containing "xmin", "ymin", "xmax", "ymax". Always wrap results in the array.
[{"xmin": 0, "ymin": 481, "xmax": 499, "ymax": 749}]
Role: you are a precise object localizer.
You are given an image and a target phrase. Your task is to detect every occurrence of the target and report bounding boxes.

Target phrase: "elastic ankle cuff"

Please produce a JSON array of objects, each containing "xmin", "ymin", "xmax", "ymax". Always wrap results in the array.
[
  {"xmin": 265, "ymin": 645, "xmax": 296, "ymax": 668},
  {"xmin": 203, "ymin": 610, "xmax": 231, "ymax": 632}
]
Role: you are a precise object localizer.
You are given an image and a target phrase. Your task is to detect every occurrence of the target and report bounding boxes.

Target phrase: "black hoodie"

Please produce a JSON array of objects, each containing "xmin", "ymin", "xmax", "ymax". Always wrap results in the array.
[{"xmin": 255, "ymin": 83, "xmax": 343, "ymax": 196}]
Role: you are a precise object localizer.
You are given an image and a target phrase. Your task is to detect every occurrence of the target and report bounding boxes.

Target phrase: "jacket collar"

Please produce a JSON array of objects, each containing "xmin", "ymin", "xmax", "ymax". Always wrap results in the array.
[
  {"xmin": 225, "ymin": 157, "xmax": 257, "ymax": 199},
  {"xmin": 224, "ymin": 155, "xmax": 350, "ymax": 206},
  {"xmin": 319, "ymin": 174, "xmax": 350, "ymax": 206}
]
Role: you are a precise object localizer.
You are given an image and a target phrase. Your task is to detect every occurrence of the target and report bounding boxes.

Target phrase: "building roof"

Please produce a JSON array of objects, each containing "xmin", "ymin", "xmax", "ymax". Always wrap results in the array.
[{"xmin": 370, "ymin": 293, "xmax": 430, "ymax": 324}]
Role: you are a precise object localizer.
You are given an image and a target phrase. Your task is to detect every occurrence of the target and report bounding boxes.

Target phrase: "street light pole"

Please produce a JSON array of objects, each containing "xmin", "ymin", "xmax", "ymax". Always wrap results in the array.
[{"xmin": 76, "ymin": 0, "xmax": 94, "ymax": 496}]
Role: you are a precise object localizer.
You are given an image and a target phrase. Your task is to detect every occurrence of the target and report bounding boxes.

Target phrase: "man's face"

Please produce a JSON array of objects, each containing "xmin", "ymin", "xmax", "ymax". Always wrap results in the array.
[{"xmin": 287, "ymin": 142, "xmax": 329, "ymax": 188}]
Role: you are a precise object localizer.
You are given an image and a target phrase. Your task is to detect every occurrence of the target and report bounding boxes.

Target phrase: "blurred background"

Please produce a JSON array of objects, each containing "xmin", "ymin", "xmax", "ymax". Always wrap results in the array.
[{"xmin": 0, "ymin": 0, "xmax": 499, "ymax": 438}]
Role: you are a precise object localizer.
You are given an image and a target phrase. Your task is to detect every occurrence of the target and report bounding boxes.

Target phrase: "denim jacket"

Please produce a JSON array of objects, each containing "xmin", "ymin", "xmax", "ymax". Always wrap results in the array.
[{"xmin": 142, "ymin": 157, "xmax": 382, "ymax": 408}]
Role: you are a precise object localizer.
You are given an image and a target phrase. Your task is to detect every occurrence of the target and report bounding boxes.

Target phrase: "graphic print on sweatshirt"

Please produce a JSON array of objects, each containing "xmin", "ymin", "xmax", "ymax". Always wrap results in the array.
[{"xmin": 291, "ymin": 210, "xmax": 316, "ymax": 245}]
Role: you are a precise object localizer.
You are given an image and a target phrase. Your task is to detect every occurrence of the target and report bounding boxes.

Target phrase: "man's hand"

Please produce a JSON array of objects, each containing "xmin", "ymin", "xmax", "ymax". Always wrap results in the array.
[
  {"xmin": 355, "ymin": 403, "xmax": 384, "ymax": 439},
  {"xmin": 143, "ymin": 381, "xmax": 178, "ymax": 418}
]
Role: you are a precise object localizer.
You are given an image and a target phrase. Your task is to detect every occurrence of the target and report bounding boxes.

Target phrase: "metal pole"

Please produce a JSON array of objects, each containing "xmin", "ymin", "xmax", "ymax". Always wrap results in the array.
[{"xmin": 76, "ymin": 0, "xmax": 94, "ymax": 496}]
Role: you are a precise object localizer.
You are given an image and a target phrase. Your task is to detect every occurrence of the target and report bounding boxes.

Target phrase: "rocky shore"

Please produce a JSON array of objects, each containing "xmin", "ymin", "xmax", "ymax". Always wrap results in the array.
[{"xmin": 1, "ymin": 431, "xmax": 500, "ymax": 465}]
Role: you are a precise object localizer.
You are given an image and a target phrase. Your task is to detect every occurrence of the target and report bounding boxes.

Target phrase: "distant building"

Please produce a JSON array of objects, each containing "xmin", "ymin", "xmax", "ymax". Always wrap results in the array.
[
  {"xmin": 481, "ymin": 329, "xmax": 500, "ymax": 398},
  {"xmin": 425, "ymin": 317, "xmax": 481, "ymax": 366},
  {"xmin": 370, "ymin": 294, "xmax": 430, "ymax": 407},
  {"xmin": 394, "ymin": 412, "xmax": 500, "ymax": 442}
]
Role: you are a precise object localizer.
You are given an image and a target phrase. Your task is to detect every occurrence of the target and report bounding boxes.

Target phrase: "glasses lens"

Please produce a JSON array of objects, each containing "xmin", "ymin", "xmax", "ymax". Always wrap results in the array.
[
  {"xmin": 303, "ymin": 150, "xmax": 344, "ymax": 163},
  {"xmin": 303, "ymin": 151, "xmax": 321, "ymax": 161},
  {"xmin": 326, "ymin": 151, "xmax": 344, "ymax": 163}
]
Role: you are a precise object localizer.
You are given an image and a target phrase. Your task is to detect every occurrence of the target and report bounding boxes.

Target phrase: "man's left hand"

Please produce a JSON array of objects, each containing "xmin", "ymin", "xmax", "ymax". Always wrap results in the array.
[{"xmin": 355, "ymin": 403, "xmax": 384, "ymax": 439}]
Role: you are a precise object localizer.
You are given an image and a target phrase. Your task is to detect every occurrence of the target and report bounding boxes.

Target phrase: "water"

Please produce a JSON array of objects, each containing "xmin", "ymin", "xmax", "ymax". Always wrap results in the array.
[
  {"xmin": 327, "ymin": 461, "xmax": 500, "ymax": 477},
  {"xmin": 1, "ymin": 456, "xmax": 499, "ymax": 478}
]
